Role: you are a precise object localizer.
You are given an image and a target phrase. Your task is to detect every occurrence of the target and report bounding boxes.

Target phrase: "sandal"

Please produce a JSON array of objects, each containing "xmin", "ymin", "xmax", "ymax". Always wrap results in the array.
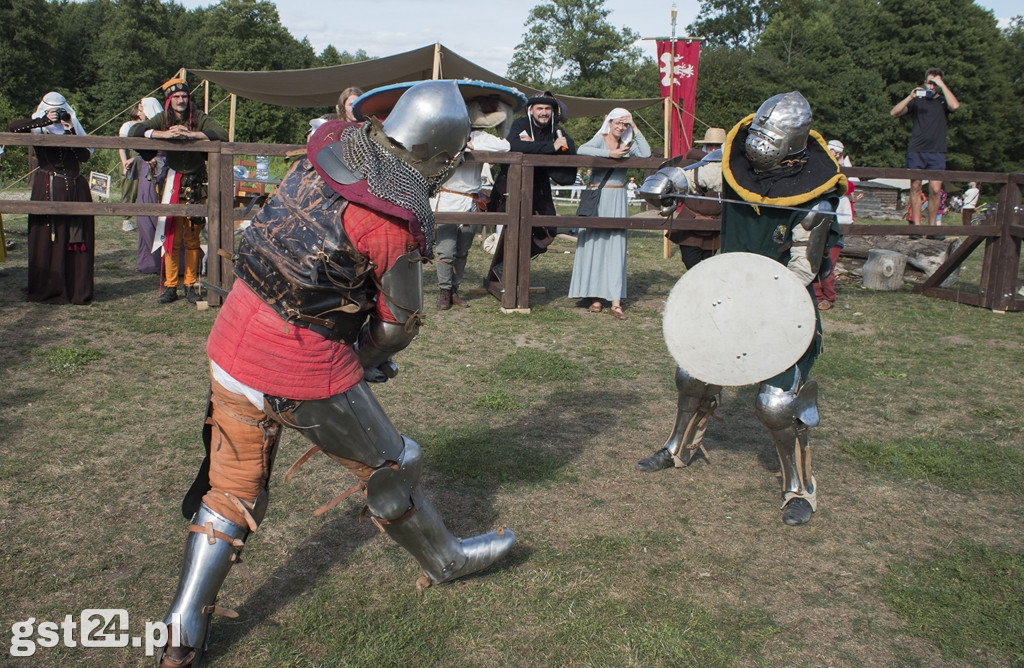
[
  {"xmin": 588, "ymin": 301, "xmax": 603, "ymax": 313},
  {"xmin": 609, "ymin": 306, "xmax": 628, "ymax": 321},
  {"xmin": 818, "ymin": 300, "xmax": 833, "ymax": 311}
]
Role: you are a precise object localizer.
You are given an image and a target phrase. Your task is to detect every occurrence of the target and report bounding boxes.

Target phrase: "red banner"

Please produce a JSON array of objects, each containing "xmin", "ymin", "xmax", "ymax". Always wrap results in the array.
[{"xmin": 657, "ymin": 39, "xmax": 701, "ymax": 158}]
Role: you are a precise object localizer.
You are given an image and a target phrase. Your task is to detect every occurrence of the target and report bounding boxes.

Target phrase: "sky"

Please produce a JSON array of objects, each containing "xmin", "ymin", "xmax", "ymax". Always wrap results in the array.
[{"xmin": 178, "ymin": 0, "xmax": 1021, "ymax": 78}]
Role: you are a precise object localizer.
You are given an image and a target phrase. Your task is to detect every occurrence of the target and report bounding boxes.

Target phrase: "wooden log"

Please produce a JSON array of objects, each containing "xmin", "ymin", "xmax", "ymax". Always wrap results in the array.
[
  {"xmin": 862, "ymin": 249, "xmax": 908, "ymax": 291},
  {"xmin": 841, "ymin": 234, "xmax": 959, "ymax": 277}
]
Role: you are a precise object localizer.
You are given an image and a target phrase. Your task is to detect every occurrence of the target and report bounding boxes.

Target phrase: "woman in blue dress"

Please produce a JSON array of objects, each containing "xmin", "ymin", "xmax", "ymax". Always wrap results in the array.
[{"xmin": 569, "ymin": 108, "xmax": 650, "ymax": 320}]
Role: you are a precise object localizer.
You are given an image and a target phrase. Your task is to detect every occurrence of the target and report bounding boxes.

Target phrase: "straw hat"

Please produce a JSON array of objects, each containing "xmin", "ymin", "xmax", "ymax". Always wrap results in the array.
[{"xmin": 695, "ymin": 127, "xmax": 727, "ymax": 145}]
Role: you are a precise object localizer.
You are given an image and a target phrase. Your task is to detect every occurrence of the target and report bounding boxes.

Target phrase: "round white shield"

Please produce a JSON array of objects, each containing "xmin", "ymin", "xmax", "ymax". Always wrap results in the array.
[{"xmin": 663, "ymin": 252, "xmax": 816, "ymax": 386}]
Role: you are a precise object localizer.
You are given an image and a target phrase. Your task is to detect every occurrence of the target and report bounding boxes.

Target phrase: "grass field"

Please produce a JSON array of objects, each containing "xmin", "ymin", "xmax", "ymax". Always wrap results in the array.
[{"xmin": 0, "ymin": 208, "xmax": 1022, "ymax": 667}]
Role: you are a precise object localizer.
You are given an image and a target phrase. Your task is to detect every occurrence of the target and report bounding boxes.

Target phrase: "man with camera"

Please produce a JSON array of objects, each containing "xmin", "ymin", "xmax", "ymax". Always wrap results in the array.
[{"xmin": 890, "ymin": 67, "xmax": 959, "ymax": 230}]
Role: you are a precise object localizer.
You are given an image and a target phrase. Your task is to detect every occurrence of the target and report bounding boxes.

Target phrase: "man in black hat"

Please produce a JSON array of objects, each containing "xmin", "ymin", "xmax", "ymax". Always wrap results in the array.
[{"xmin": 484, "ymin": 91, "xmax": 576, "ymax": 298}]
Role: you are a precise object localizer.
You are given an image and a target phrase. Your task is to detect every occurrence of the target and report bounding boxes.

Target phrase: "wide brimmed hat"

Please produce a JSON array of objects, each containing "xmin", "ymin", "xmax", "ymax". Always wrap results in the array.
[
  {"xmin": 695, "ymin": 127, "xmax": 727, "ymax": 144},
  {"xmin": 353, "ymin": 79, "xmax": 528, "ymax": 122}
]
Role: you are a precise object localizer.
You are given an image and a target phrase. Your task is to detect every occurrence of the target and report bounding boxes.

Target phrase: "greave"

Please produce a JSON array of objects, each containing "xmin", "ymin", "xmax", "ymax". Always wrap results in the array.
[
  {"xmin": 767, "ymin": 422, "xmax": 816, "ymax": 510},
  {"xmin": 381, "ymin": 486, "xmax": 515, "ymax": 585},
  {"xmin": 163, "ymin": 504, "xmax": 248, "ymax": 655},
  {"xmin": 664, "ymin": 367, "xmax": 722, "ymax": 467}
]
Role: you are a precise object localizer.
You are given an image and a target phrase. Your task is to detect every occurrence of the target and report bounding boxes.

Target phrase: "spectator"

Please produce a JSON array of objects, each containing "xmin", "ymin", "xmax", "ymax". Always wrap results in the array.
[
  {"xmin": 117, "ymin": 101, "xmax": 146, "ymax": 232},
  {"xmin": 890, "ymin": 67, "xmax": 959, "ymax": 229},
  {"xmin": 568, "ymin": 108, "xmax": 651, "ymax": 320},
  {"xmin": 815, "ymin": 139, "xmax": 862, "ymax": 310},
  {"xmin": 430, "ymin": 88, "xmax": 519, "ymax": 310},
  {"xmin": 626, "ymin": 177, "xmax": 638, "ymax": 201},
  {"xmin": 312, "ymin": 86, "xmax": 364, "ymax": 135},
  {"xmin": 337, "ymin": 86, "xmax": 363, "ymax": 121},
  {"xmin": 484, "ymin": 91, "xmax": 576, "ymax": 300},
  {"xmin": 130, "ymin": 77, "xmax": 228, "ymax": 304},
  {"xmin": 119, "ymin": 97, "xmax": 166, "ymax": 274},
  {"xmin": 961, "ymin": 181, "xmax": 979, "ymax": 225},
  {"xmin": 8, "ymin": 92, "xmax": 95, "ymax": 304}
]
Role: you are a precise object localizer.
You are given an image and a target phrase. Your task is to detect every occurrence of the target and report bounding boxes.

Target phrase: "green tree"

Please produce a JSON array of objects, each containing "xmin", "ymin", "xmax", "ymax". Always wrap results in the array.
[
  {"xmin": 508, "ymin": 0, "xmax": 650, "ymax": 96},
  {"xmin": 508, "ymin": 0, "xmax": 660, "ymax": 143},
  {"xmin": 688, "ymin": 0, "xmax": 787, "ymax": 49},
  {"xmin": 0, "ymin": 0, "xmax": 59, "ymax": 111}
]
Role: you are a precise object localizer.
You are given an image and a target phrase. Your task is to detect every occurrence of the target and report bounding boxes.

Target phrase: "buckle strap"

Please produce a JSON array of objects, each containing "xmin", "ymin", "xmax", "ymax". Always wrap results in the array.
[
  {"xmin": 284, "ymin": 445, "xmax": 322, "ymax": 483},
  {"xmin": 199, "ymin": 605, "xmax": 239, "ymax": 619},
  {"xmin": 314, "ymin": 482, "xmax": 366, "ymax": 516}
]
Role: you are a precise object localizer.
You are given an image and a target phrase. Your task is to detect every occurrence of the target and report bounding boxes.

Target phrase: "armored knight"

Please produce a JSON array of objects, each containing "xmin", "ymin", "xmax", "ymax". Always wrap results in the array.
[
  {"xmin": 157, "ymin": 81, "xmax": 516, "ymax": 667},
  {"xmin": 636, "ymin": 91, "xmax": 846, "ymax": 526}
]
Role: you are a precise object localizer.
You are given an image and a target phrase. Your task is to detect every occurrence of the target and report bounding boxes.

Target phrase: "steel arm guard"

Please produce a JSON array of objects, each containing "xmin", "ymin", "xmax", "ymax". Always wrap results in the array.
[
  {"xmin": 788, "ymin": 204, "xmax": 832, "ymax": 285},
  {"xmin": 357, "ymin": 250, "xmax": 424, "ymax": 369},
  {"xmin": 638, "ymin": 167, "xmax": 689, "ymax": 216}
]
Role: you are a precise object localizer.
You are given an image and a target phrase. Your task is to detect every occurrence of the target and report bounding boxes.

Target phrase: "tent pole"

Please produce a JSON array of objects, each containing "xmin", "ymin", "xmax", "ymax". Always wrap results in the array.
[
  {"xmin": 229, "ymin": 94, "xmax": 237, "ymax": 143},
  {"xmin": 432, "ymin": 43, "xmax": 441, "ymax": 79}
]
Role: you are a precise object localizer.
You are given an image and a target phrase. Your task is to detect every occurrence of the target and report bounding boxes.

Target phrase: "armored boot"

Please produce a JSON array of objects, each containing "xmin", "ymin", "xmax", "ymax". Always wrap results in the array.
[
  {"xmin": 437, "ymin": 289, "xmax": 452, "ymax": 310},
  {"xmin": 158, "ymin": 504, "xmax": 248, "ymax": 668},
  {"xmin": 360, "ymin": 436, "xmax": 515, "ymax": 585},
  {"xmin": 381, "ymin": 486, "xmax": 516, "ymax": 585},
  {"xmin": 755, "ymin": 378, "xmax": 819, "ymax": 526},
  {"xmin": 637, "ymin": 367, "xmax": 721, "ymax": 472}
]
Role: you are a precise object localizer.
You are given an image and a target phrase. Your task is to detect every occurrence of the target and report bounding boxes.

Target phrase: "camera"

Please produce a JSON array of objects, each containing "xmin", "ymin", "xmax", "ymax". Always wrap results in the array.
[
  {"xmin": 55, "ymin": 108, "xmax": 71, "ymax": 122},
  {"xmin": 914, "ymin": 89, "xmax": 930, "ymax": 99}
]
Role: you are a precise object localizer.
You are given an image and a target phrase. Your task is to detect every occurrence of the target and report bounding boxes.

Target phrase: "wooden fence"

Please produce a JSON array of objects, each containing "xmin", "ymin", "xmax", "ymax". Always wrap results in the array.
[{"xmin": 1, "ymin": 132, "xmax": 1021, "ymax": 312}]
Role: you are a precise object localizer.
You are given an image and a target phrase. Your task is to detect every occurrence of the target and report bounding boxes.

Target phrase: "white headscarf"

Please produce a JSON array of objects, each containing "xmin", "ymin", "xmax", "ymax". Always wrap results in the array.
[
  {"xmin": 140, "ymin": 97, "xmax": 163, "ymax": 120},
  {"xmin": 32, "ymin": 92, "xmax": 88, "ymax": 140},
  {"xmin": 594, "ymin": 107, "xmax": 635, "ymax": 146}
]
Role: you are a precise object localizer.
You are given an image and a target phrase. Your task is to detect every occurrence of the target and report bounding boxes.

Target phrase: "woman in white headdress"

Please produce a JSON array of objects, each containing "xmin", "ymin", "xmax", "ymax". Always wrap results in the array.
[
  {"xmin": 568, "ymin": 108, "xmax": 651, "ymax": 320},
  {"xmin": 119, "ymin": 97, "xmax": 166, "ymax": 273},
  {"xmin": 8, "ymin": 92, "xmax": 95, "ymax": 304}
]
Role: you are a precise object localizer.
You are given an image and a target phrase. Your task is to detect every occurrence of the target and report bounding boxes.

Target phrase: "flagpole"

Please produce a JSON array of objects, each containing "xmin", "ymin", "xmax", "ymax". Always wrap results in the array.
[{"xmin": 663, "ymin": 3, "xmax": 677, "ymax": 259}]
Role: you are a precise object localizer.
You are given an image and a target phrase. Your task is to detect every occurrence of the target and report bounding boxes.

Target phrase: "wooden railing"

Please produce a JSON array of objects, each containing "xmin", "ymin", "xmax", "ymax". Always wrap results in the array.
[{"xmin": 2, "ymin": 132, "xmax": 1021, "ymax": 312}]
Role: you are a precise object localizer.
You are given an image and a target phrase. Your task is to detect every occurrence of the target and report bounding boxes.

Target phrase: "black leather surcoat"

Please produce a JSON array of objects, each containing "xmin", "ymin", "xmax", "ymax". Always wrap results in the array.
[{"xmin": 234, "ymin": 159, "xmax": 376, "ymax": 343}]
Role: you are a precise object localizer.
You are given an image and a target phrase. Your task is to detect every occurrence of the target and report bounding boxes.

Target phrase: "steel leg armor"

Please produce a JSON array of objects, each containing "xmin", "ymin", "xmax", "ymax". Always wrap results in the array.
[
  {"xmin": 286, "ymin": 383, "xmax": 516, "ymax": 585},
  {"xmin": 159, "ymin": 504, "xmax": 248, "ymax": 667},
  {"xmin": 637, "ymin": 367, "xmax": 722, "ymax": 472},
  {"xmin": 754, "ymin": 374, "xmax": 819, "ymax": 525}
]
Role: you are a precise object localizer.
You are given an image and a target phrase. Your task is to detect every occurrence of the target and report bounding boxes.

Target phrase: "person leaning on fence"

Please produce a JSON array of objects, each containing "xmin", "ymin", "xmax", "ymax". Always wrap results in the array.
[
  {"xmin": 568, "ymin": 108, "xmax": 650, "ymax": 320},
  {"xmin": 637, "ymin": 91, "xmax": 845, "ymax": 526},
  {"xmin": 154, "ymin": 81, "xmax": 516, "ymax": 668},
  {"xmin": 8, "ymin": 92, "xmax": 96, "ymax": 305},
  {"xmin": 117, "ymin": 101, "xmax": 146, "ymax": 233},
  {"xmin": 129, "ymin": 77, "xmax": 227, "ymax": 305},
  {"xmin": 483, "ymin": 90, "xmax": 576, "ymax": 300},
  {"xmin": 120, "ymin": 97, "xmax": 166, "ymax": 274},
  {"xmin": 430, "ymin": 92, "xmax": 515, "ymax": 310}
]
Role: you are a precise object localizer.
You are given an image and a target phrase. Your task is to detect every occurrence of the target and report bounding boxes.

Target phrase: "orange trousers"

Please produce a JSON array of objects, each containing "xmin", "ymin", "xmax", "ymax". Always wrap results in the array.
[{"xmin": 163, "ymin": 217, "xmax": 202, "ymax": 288}]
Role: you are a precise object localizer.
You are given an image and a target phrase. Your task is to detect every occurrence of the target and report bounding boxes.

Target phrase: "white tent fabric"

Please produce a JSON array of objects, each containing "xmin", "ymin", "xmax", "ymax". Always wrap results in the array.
[{"xmin": 190, "ymin": 43, "xmax": 661, "ymax": 119}]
